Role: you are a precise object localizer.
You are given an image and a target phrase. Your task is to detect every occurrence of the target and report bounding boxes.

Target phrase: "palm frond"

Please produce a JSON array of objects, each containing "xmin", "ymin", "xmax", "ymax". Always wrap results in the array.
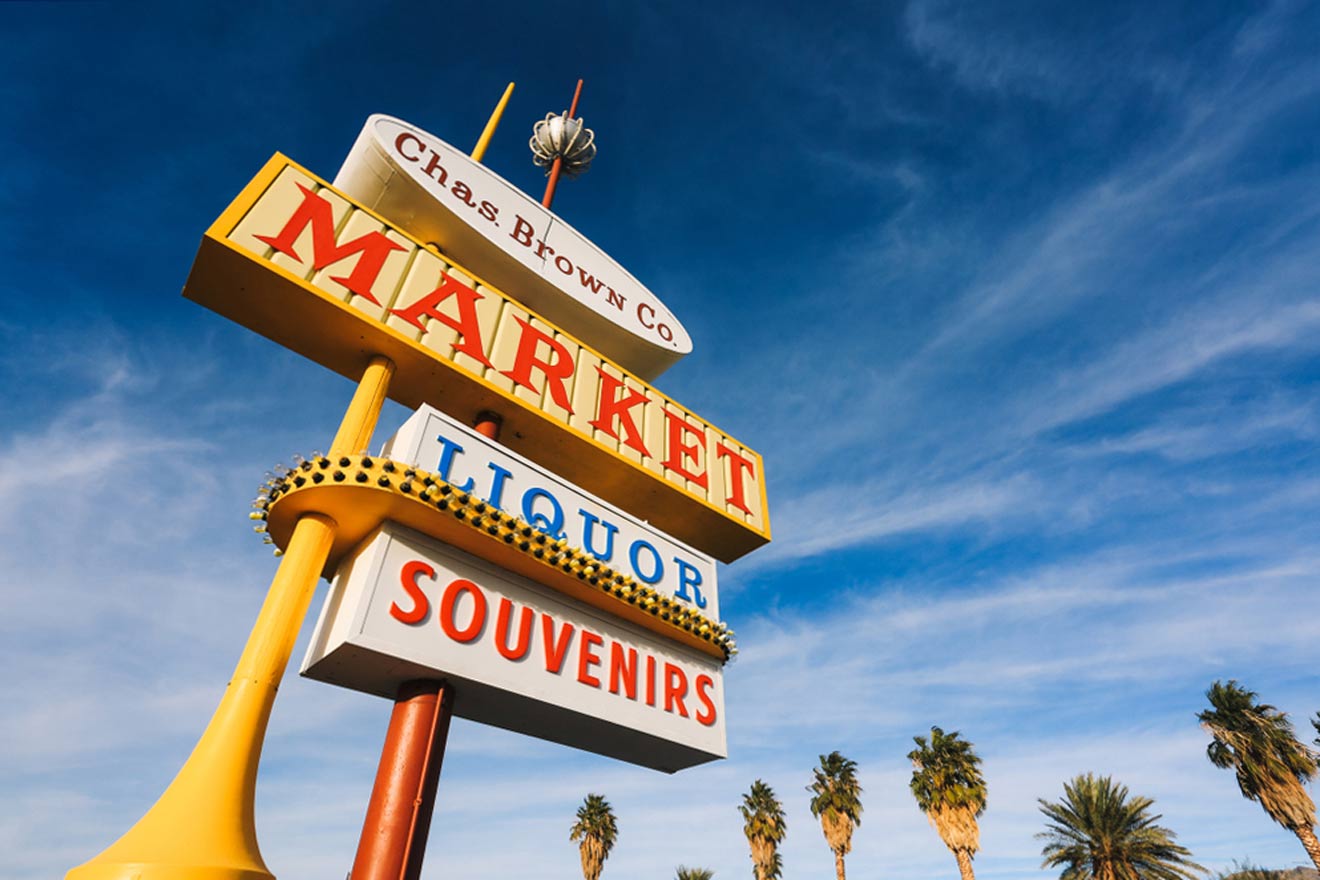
[
  {"xmin": 808, "ymin": 750, "xmax": 863, "ymax": 876},
  {"xmin": 570, "ymin": 793, "xmax": 619, "ymax": 880},
  {"xmin": 1198, "ymin": 680, "xmax": 1318, "ymax": 831},
  {"xmin": 741, "ymin": 780, "xmax": 786, "ymax": 880},
  {"xmin": 909, "ymin": 726, "xmax": 987, "ymax": 861},
  {"xmin": 675, "ymin": 866, "xmax": 715, "ymax": 880},
  {"xmin": 1037, "ymin": 773, "xmax": 1205, "ymax": 880}
]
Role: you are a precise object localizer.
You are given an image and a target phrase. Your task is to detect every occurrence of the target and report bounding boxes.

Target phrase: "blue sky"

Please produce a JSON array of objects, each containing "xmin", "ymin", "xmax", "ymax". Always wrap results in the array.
[{"xmin": 4, "ymin": 2, "xmax": 1320, "ymax": 878}]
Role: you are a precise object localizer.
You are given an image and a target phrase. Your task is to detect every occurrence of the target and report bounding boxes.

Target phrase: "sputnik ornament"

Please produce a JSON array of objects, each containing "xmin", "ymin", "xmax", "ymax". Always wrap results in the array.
[{"xmin": 530, "ymin": 78, "xmax": 595, "ymax": 208}]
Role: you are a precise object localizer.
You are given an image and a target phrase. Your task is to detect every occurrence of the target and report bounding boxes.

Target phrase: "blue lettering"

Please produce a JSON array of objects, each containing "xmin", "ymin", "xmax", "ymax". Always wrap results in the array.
[
  {"xmin": 673, "ymin": 558, "xmax": 707, "ymax": 609},
  {"xmin": 434, "ymin": 435, "xmax": 476, "ymax": 493},
  {"xmin": 521, "ymin": 487, "xmax": 566, "ymax": 539},
  {"xmin": 579, "ymin": 510, "xmax": 618, "ymax": 562},
  {"xmin": 628, "ymin": 540, "xmax": 663, "ymax": 584},
  {"xmin": 485, "ymin": 463, "xmax": 513, "ymax": 511}
]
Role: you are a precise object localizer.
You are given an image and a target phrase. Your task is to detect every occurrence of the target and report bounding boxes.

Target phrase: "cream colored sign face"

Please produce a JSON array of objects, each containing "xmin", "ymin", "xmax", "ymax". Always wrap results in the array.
[
  {"xmin": 336, "ymin": 115, "xmax": 691, "ymax": 380},
  {"xmin": 183, "ymin": 155, "xmax": 770, "ymax": 562},
  {"xmin": 303, "ymin": 524, "xmax": 727, "ymax": 772}
]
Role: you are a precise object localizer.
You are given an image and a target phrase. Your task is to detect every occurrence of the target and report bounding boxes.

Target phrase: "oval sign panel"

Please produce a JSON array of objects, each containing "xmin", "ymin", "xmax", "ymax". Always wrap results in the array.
[{"xmin": 335, "ymin": 115, "xmax": 692, "ymax": 380}]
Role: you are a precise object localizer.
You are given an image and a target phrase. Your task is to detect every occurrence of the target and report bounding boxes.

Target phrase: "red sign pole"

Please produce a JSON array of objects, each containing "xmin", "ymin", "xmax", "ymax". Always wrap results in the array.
[
  {"xmin": 541, "ymin": 79, "xmax": 584, "ymax": 210},
  {"xmin": 349, "ymin": 412, "xmax": 502, "ymax": 880},
  {"xmin": 350, "ymin": 681, "xmax": 454, "ymax": 880},
  {"xmin": 355, "ymin": 76, "xmax": 579, "ymax": 875}
]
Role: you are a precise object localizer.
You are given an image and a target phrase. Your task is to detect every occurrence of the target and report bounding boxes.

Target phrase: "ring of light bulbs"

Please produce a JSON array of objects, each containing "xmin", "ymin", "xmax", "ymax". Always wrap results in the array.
[{"xmin": 251, "ymin": 453, "xmax": 737, "ymax": 660}]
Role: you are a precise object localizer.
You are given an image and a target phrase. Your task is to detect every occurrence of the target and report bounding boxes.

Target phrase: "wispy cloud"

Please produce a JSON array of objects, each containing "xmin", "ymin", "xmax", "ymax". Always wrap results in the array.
[
  {"xmin": 9, "ymin": 4, "xmax": 1320, "ymax": 879},
  {"xmin": 1015, "ymin": 297, "xmax": 1320, "ymax": 438},
  {"xmin": 730, "ymin": 544, "xmax": 1320, "ymax": 744},
  {"xmin": 707, "ymin": 5, "xmax": 1320, "ymax": 584},
  {"xmin": 743, "ymin": 474, "xmax": 1033, "ymax": 569}
]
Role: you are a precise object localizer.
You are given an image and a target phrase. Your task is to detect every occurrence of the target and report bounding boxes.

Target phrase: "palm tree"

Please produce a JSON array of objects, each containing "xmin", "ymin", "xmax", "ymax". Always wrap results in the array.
[
  {"xmin": 808, "ymin": 751, "xmax": 864, "ymax": 880},
  {"xmin": 675, "ymin": 867, "xmax": 715, "ymax": 880},
  {"xmin": 1198, "ymin": 680, "xmax": 1320, "ymax": 871},
  {"xmin": 1037, "ymin": 773, "xmax": 1204, "ymax": 880},
  {"xmin": 1212, "ymin": 860, "xmax": 1274, "ymax": 880},
  {"xmin": 909, "ymin": 726, "xmax": 987, "ymax": 880},
  {"xmin": 740, "ymin": 780, "xmax": 787, "ymax": 880},
  {"xmin": 570, "ymin": 793, "xmax": 619, "ymax": 880}
]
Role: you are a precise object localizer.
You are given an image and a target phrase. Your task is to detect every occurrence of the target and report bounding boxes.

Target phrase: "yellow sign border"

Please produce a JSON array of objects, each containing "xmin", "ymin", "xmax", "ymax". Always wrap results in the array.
[
  {"xmin": 185, "ymin": 154, "xmax": 770, "ymax": 562},
  {"xmin": 259, "ymin": 453, "xmax": 733, "ymax": 660}
]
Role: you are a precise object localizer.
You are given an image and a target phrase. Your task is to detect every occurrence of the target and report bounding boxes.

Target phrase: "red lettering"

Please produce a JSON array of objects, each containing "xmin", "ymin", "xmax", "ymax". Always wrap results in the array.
[
  {"xmin": 495, "ymin": 598, "xmax": 534, "ymax": 661},
  {"xmin": 577, "ymin": 630, "xmax": 604, "ymax": 688},
  {"xmin": 637, "ymin": 302, "xmax": 656, "ymax": 328},
  {"xmin": 605, "ymin": 287, "xmax": 625, "ymax": 310},
  {"xmin": 577, "ymin": 267, "xmax": 604, "ymax": 294},
  {"xmin": 394, "ymin": 132, "xmax": 426, "ymax": 162},
  {"xmin": 389, "ymin": 560, "xmax": 433, "ymax": 624},
  {"xmin": 645, "ymin": 655, "xmax": 657, "ymax": 706},
  {"xmin": 662, "ymin": 409, "xmax": 708, "ymax": 489},
  {"xmin": 694, "ymin": 674, "xmax": 718, "ymax": 726},
  {"xmin": 438, "ymin": 578, "xmax": 487, "ymax": 643},
  {"xmin": 255, "ymin": 184, "xmax": 405, "ymax": 305},
  {"xmin": 499, "ymin": 318, "xmax": 575, "ymax": 413},
  {"xmin": 510, "ymin": 215, "xmax": 535, "ymax": 247},
  {"xmin": 608, "ymin": 643, "xmax": 638, "ymax": 699},
  {"xmin": 663, "ymin": 663, "xmax": 689, "ymax": 717},
  {"xmin": 422, "ymin": 151, "xmax": 448, "ymax": 185},
  {"xmin": 452, "ymin": 180, "xmax": 475, "ymax": 207},
  {"xmin": 541, "ymin": 614, "xmax": 575, "ymax": 674},
  {"xmin": 535, "ymin": 239, "xmax": 555, "ymax": 259},
  {"xmin": 390, "ymin": 274, "xmax": 494, "ymax": 367},
  {"xmin": 589, "ymin": 369, "xmax": 650, "ymax": 457},
  {"xmin": 717, "ymin": 442, "xmax": 758, "ymax": 515}
]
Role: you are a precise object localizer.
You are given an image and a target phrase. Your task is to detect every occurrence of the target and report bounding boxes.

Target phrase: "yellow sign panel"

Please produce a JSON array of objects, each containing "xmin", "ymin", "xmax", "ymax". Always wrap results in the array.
[{"xmin": 183, "ymin": 154, "xmax": 769, "ymax": 562}]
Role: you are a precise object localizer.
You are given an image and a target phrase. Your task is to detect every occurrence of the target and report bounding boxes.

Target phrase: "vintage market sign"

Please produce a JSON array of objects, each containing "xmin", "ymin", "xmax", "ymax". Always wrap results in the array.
[
  {"xmin": 182, "ymin": 154, "xmax": 769, "ymax": 562},
  {"xmin": 335, "ymin": 114, "xmax": 691, "ymax": 381},
  {"xmin": 383, "ymin": 404, "xmax": 720, "ymax": 618},
  {"xmin": 302, "ymin": 523, "xmax": 727, "ymax": 772}
]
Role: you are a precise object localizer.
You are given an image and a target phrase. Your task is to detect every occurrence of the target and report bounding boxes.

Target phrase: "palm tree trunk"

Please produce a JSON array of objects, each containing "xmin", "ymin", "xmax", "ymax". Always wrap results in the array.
[
  {"xmin": 1295, "ymin": 825, "xmax": 1320, "ymax": 873},
  {"xmin": 581, "ymin": 838, "xmax": 604, "ymax": 880},
  {"xmin": 954, "ymin": 848, "xmax": 976, "ymax": 880},
  {"xmin": 748, "ymin": 840, "xmax": 769, "ymax": 880},
  {"xmin": 834, "ymin": 849, "xmax": 846, "ymax": 880}
]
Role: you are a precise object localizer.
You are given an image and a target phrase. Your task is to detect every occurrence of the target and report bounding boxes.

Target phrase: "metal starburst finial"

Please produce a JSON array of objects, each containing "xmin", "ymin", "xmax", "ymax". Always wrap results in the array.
[
  {"xmin": 532, "ymin": 79, "xmax": 594, "ymax": 208},
  {"xmin": 530, "ymin": 112, "xmax": 596, "ymax": 177}
]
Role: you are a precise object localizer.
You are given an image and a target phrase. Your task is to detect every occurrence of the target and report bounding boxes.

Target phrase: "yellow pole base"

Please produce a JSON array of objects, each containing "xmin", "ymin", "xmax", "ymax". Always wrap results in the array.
[
  {"xmin": 68, "ymin": 866, "xmax": 271, "ymax": 880},
  {"xmin": 69, "ymin": 357, "xmax": 394, "ymax": 880},
  {"xmin": 67, "ymin": 514, "xmax": 337, "ymax": 880}
]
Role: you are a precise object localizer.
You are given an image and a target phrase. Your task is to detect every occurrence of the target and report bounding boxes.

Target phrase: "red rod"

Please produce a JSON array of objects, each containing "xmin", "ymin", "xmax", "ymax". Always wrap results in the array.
[
  {"xmin": 350, "ymin": 680, "xmax": 455, "ymax": 880},
  {"xmin": 541, "ymin": 78, "xmax": 585, "ymax": 209},
  {"xmin": 349, "ymin": 410, "xmax": 503, "ymax": 879}
]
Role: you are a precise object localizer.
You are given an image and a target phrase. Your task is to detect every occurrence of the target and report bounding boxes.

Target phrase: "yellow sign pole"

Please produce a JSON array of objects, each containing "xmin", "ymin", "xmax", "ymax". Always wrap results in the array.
[
  {"xmin": 346, "ymin": 90, "xmax": 520, "ymax": 878},
  {"xmin": 68, "ymin": 356, "xmax": 395, "ymax": 880},
  {"xmin": 471, "ymin": 82, "xmax": 514, "ymax": 163},
  {"xmin": 330, "ymin": 356, "xmax": 395, "ymax": 453}
]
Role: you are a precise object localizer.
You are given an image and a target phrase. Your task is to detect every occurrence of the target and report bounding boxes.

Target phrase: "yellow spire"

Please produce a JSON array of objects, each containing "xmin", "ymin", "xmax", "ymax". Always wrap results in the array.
[{"xmin": 471, "ymin": 82, "xmax": 515, "ymax": 163}]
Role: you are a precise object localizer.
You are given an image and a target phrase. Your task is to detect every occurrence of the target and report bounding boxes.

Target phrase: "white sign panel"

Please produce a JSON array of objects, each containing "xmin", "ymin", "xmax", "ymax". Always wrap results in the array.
[
  {"xmin": 302, "ymin": 523, "xmax": 727, "ymax": 772},
  {"xmin": 382, "ymin": 404, "xmax": 720, "ymax": 619},
  {"xmin": 334, "ymin": 114, "xmax": 692, "ymax": 380}
]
